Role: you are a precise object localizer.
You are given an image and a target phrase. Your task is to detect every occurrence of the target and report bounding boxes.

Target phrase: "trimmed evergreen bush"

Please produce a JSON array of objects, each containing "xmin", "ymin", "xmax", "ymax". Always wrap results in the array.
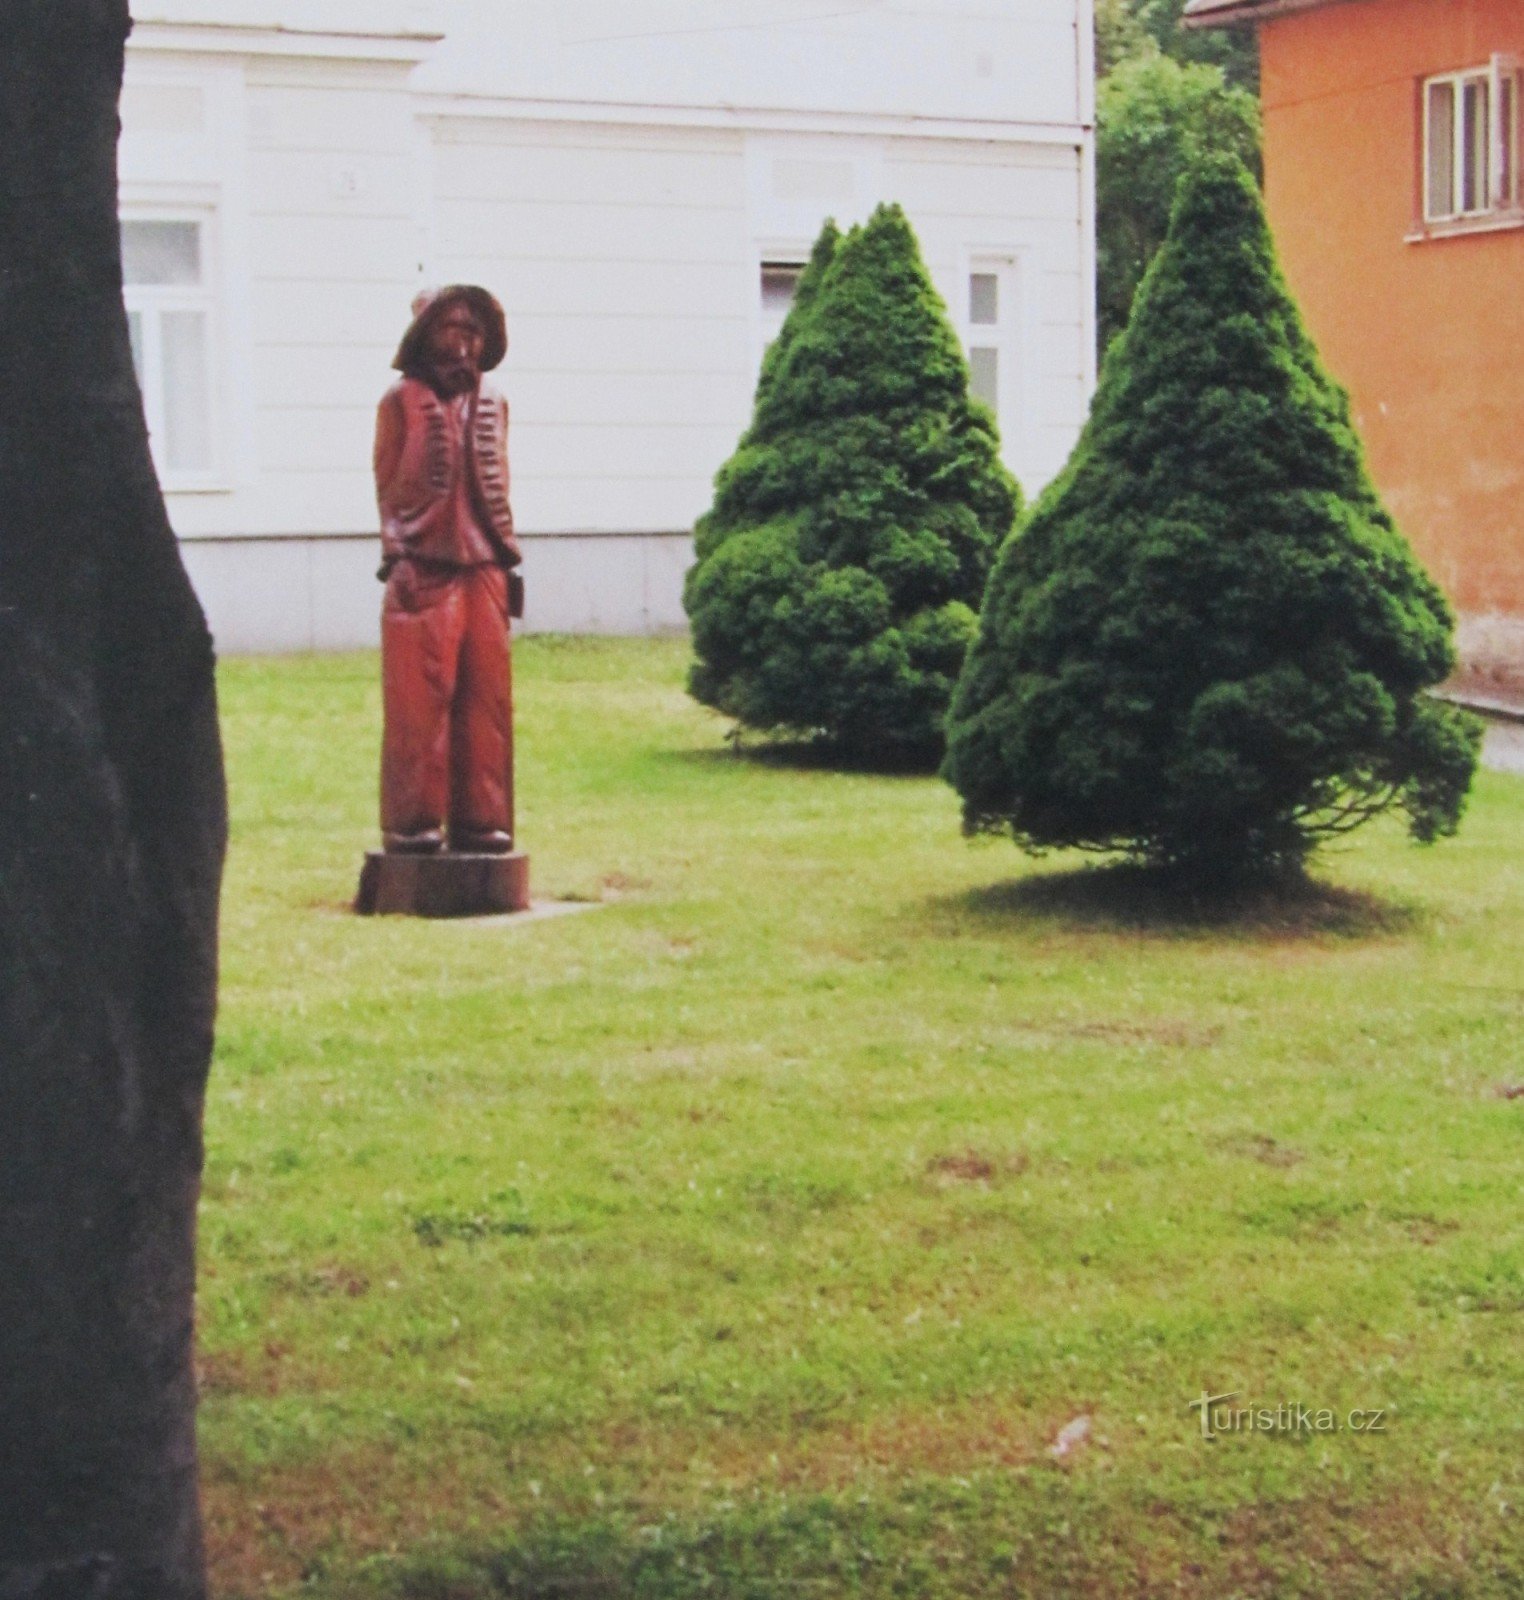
[
  {"xmin": 943, "ymin": 154, "xmax": 1481, "ymax": 882},
  {"xmin": 685, "ymin": 205, "xmax": 1022, "ymax": 764}
]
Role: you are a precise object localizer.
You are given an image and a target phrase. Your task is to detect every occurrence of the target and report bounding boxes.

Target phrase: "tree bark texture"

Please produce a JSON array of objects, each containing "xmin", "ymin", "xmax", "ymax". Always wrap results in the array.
[{"xmin": 0, "ymin": 3, "xmax": 226, "ymax": 1596}]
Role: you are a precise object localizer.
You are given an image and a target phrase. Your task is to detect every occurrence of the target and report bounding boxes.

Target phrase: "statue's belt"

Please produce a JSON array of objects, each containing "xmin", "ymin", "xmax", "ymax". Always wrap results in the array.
[{"xmin": 395, "ymin": 553, "xmax": 525, "ymax": 620}]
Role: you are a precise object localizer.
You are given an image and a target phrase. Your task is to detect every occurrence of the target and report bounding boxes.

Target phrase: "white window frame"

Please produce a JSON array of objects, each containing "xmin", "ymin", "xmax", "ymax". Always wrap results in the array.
[
  {"xmin": 120, "ymin": 205, "xmax": 224, "ymax": 492},
  {"xmin": 961, "ymin": 253, "xmax": 1022, "ymax": 444},
  {"xmin": 1422, "ymin": 55, "xmax": 1521, "ymax": 226}
]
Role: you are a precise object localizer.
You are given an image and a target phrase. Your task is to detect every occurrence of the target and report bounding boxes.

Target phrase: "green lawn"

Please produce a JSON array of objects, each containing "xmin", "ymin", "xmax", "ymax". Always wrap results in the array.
[{"xmin": 206, "ymin": 638, "xmax": 1524, "ymax": 1598}]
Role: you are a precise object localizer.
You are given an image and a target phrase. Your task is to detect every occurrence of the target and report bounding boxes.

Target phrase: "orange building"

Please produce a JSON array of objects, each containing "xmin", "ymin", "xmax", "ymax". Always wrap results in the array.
[{"xmin": 1186, "ymin": 0, "xmax": 1524, "ymax": 692}]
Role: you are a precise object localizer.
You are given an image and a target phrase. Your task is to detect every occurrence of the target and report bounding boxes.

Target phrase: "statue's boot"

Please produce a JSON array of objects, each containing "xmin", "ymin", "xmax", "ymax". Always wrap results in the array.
[
  {"xmin": 452, "ymin": 828, "xmax": 512, "ymax": 854},
  {"xmin": 383, "ymin": 827, "xmax": 445, "ymax": 854}
]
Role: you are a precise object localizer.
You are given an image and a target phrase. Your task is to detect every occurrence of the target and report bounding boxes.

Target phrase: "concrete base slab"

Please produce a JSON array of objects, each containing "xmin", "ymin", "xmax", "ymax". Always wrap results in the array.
[
  {"xmin": 434, "ymin": 898, "xmax": 605, "ymax": 930},
  {"xmin": 1480, "ymin": 720, "xmax": 1524, "ymax": 776},
  {"xmin": 355, "ymin": 850, "xmax": 531, "ymax": 917}
]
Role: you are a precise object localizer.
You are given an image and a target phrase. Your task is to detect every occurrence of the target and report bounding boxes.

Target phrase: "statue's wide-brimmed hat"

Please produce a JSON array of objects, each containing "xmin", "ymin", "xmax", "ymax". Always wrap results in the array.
[{"xmin": 393, "ymin": 284, "xmax": 508, "ymax": 374}]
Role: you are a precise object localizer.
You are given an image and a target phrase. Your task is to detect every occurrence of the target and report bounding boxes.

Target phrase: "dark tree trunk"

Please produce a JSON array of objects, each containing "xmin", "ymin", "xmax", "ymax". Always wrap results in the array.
[{"xmin": 0, "ymin": 3, "xmax": 226, "ymax": 1596}]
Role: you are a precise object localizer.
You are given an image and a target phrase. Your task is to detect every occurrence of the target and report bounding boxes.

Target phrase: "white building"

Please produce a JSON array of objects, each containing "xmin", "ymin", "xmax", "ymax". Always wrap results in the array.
[{"xmin": 122, "ymin": 0, "xmax": 1096, "ymax": 651}]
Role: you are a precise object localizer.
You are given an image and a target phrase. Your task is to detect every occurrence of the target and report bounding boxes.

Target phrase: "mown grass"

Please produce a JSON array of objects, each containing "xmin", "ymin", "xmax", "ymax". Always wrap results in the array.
[{"xmin": 206, "ymin": 637, "xmax": 1524, "ymax": 1598}]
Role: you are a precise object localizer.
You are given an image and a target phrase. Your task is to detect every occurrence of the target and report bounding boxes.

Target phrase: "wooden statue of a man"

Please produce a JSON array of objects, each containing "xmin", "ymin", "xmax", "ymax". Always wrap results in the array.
[{"xmin": 373, "ymin": 284, "xmax": 522, "ymax": 855}]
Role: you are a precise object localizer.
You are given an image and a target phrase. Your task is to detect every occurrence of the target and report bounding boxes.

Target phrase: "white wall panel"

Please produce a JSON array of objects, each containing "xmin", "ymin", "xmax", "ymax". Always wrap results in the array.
[
  {"xmin": 248, "ymin": 149, "xmax": 417, "ymax": 221},
  {"xmin": 505, "ymin": 370, "xmax": 753, "ymax": 431},
  {"xmin": 248, "ymin": 214, "xmax": 418, "ymax": 283},
  {"xmin": 184, "ymin": 535, "xmax": 381, "ymax": 653},
  {"xmin": 461, "ymin": 257, "xmax": 756, "ymax": 323},
  {"xmin": 889, "ymin": 165, "xmax": 1081, "ymax": 224},
  {"xmin": 1042, "ymin": 268, "xmax": 1087, "ymax": 328},
  {"xmin": 517, "ymin": 535, "xmax": 695, "ymax": 635},
  {"xmin": 425, "ymin": 200, "xmax": 749, "ymax": 265},
  {"xmin": 512, "ymin": 479, "xmax": 713, "ymax": 535},
  {"xmin": 310, "ymin": 538, "xmax": 390, "ymax": 649},
  {"xmin": 181, "ymin": 538, "xmax": 316, "ymax": 652},
  {"xmin": 416, "ymin": 2, "xmax": 1083, "ymax": 130},
  {"xmin": 432, "ymin": 119, "xmax": 755, "ymax": 542},
  {"xmin": 1041, "ymin": 376, "xmax": 1092, "ymax": 427},
  {"xmin": 255, "ymin": 405, "xmax": 378, "ymax": 473},
  {"xmin": 447, "ymin": 310, "xmax": 754, "ymax": 377},
  {"xmin": 511, "ymin": 422, "xmax": 749, "ymax": 483},
  {"xmin": 244, "ymin": 83, "xmax": 417, "ymax": 157},
  {"xmin": 1038, "ymin": 325, "xmax": 1089, "ymax": 383},
  {"xmin": 434, "ymin": 132, "xmax": 747, "ymax": 210},
  {"xmin": 233, "ymin": 467, "xmax": 377, "ymax": 534},
  {"xmin": 250, "ymin": 278, "xmax": 417, "ymax": 351},
  {"xmin": 253, "ymin": 344, "xmax": 396, "ymax": 412}
]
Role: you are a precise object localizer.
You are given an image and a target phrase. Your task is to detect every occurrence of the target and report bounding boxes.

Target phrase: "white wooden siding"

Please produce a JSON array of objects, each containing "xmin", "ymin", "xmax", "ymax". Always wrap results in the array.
[
  {"xmin": 124, "ymin": 1, "xmax": 1091, "ymax": 649},
  {"xmin": 234, "ymin": 61, "xmax": 421, "ymax": 537},
  {"xmin": 417, "ymin": 0, "xmax": 1085, "ymax": 131},
  {"xmin": 430, "ymin": 114, "xmax": 1090, "ymax": 540},
  {"xmin": 431, "ymin": 118, "xmax": 757, "ymax": 536}
]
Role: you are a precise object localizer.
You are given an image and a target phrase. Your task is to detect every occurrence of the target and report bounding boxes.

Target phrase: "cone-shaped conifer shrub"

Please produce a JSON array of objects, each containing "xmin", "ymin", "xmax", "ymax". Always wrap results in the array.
[
  {"xmin": 685, "ymin": 204, "xmax": 1022, "ymax": 764},
  {"xmin": 943, "ymin": 155, "xmax": 1481, "ymax": 881}
]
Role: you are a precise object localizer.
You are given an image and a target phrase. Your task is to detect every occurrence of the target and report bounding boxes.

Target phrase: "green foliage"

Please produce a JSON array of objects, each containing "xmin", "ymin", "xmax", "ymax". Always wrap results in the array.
[
  {"xmin": 1096, "ymin": 53, "xmax": 1261, "ymax": 352},
  {"xmin": 944, "ymin": 155, "xmax": 1483, "ymax": 882},
  {"xmin": 1097, "ymin": 0, "xmax": 1259, "ymax": 90},
  {"xmin": 1094, "ymin": 0, "xmax": 1154, "ymax": 77},
  {"xmin": 684, "ymin": 207, "xmax": 1021, "ymax": 764},
  {"xmin": 1135, "ymin": 0, "xmax": 1259, "ymax": 90}
]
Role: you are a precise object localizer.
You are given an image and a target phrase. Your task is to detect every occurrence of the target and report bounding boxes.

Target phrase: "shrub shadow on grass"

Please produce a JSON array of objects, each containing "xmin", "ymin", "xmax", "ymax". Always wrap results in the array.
[
  {"xmin": 940, "ymin": 861, "xmax": 1424, "ymax": 941},
  {"xmin": 667, "ymin": 737, "xmax": 939, "ymax": 779}
]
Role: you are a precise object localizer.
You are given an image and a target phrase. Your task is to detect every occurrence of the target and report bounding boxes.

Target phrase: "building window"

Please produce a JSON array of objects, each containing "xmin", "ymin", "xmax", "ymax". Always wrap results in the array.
[
  {"xmin": 121, "ymin": 217, "xmax": 217, "ymax": 485},
  {"xmin": 1424, "ymin": 57, "xmax": 1520, "ymax": 223},
  {"xmin": 965, "ymin": 259, "xmax": 1017, "ymax": 436},
  {"xmin": 967, "ymin": 269, "xmax": 1002, "ymax": 413},
  {"xmin": 759, "ymin": 258, "xmax": 806, "ymax": 353}
]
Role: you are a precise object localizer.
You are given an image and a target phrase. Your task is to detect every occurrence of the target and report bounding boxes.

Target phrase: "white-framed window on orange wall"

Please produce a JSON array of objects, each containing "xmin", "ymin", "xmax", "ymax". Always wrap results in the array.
[{"xmin": 1423, "ymin": 55, "xmax": 1521, "ymax": 224}]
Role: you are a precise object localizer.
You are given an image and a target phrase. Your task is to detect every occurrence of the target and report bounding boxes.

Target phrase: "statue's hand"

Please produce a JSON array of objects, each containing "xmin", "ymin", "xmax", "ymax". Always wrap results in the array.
[{"xmin": 385, "ymin": 560, "xmax": 452, "ymax": 615}]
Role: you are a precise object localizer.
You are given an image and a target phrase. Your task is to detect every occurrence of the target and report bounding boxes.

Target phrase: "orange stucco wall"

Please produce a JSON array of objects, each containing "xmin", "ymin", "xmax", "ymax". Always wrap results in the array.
[{"xmin": 1260, "ymin": 0, "xmax": 1524, "ymax": 665}]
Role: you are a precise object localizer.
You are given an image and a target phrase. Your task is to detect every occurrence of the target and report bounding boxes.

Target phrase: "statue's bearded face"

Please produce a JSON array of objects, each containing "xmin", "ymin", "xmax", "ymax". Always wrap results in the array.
[{"xmin": 425, "ymin": 302, "xmax": 486, "ymax": 397}]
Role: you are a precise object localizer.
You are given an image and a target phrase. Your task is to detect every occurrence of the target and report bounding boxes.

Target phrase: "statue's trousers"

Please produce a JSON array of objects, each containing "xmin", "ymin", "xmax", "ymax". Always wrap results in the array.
[{"xmin": 380, "ymin": 562, "xmax": 514, "ymax": 841}]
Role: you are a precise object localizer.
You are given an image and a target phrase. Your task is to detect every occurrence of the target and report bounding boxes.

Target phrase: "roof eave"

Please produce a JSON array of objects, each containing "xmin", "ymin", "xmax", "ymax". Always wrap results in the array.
[
  {"xmin": 127, "ymin": 19, "xmax": 443, "ymax": 62},
  {"xmin": 1181, "ymin": 0, "xmax": 1349, "ymax": 28}
]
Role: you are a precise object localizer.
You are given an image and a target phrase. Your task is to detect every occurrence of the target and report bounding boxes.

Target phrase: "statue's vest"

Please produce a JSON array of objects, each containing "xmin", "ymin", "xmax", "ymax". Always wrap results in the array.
[{"xmin": 379, "ymin": 377, "xmax": 513, "ymax": 564}]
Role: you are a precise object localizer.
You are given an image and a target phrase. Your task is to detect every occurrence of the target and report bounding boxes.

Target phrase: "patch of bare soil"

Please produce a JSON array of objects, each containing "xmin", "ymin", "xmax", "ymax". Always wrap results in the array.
[{"xmin": 926, "ymin": 1147, "xmax": 1030, "ymax": 1185}]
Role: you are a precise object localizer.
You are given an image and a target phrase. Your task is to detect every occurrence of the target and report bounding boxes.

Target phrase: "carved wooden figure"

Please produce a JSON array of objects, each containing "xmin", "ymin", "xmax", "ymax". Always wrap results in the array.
[
  {"xmin": 375, "ymin": 285, "xmax": 521, "ymax": 854},
  {"xmin": 357, "ymin": 285, "xmax": 530, "ymax": 915}
]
